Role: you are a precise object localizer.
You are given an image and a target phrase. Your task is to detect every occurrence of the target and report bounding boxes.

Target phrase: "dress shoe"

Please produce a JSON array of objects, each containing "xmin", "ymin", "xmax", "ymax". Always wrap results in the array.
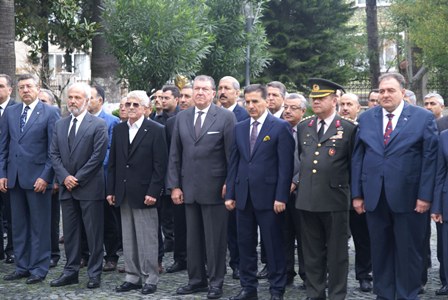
[
  {"xmin": 256, "ymin": 265, "xmax": 268, "ymax": 279},
  {"xmin": 286, "ymin": 275, "xmax": 294, "ymax": 285},
  {"xmin": 50, "ymin": 259, "xmax": 58, "ymax": 268},
  {"xmin": 87, "ymin": 276, "xmax": 101, "ymax": 289},
  {"xmin": 50, "ymin": 273, "xmax": 79, "ymax": 287},
  {"xmin": 103, "ymin": 261, "xmax": 117, "ymax": 272},
  {"xmin": 176, "ymin": 283, "xmax": 209, "ymax": 295},
  {"xmin": 26, "ymin": 274, "xmax": 44, "ymax": 284},
  {"xmin": 4, "ymin": 255, "xmax": 14, "ymax": 264},
  {"xmin": 80, "ymin": 258, "xmax": 88, "ymax": 268},
  {"xmin": 141, "ymin": 283, "xmax": 157, "ymax": 295},
  {"xmin": 229, "ymin": 289, "xmax": 258, "ymax": 300},
  {"xmin": 232, "ymin": 267, "xmax": 240, "ymax": 280},
  {"xmin": 436, "ymin": 285, "xmax": 448, "ymax": 295},
  {"xmin": 118, "ymin": 266, "xmax": 126, "ymax": 273},
  {"xmin": 359, "ymin": 279, "xmax": 372, "ymax": 292},
  {"xmin": 3, "ymin": 271, "xmax": 30, "ymax": 281},
  {"xmin": 115, "ymin": 281, "xmax": 142, "ymax": 292},
  {"xmin": 166, "ymin": 261, "xmax": 186, "ymax": 273},
  {"xmin": 207, "ymin": 286, "xmax": 223, "ymax": 299},
  {"xmin": 270, "ymin": 294, "xmax": 283, "ymax": 300}
]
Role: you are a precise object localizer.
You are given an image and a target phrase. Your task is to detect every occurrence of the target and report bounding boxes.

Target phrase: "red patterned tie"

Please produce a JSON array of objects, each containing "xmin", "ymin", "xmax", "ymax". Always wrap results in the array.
[{"xmin": 383, "ymin": 113, "xmax": 394, "ymax": 145}]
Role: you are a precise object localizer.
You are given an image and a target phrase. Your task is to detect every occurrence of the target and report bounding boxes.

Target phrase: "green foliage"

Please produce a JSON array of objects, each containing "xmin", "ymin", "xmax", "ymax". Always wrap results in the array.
[
  {"xmin": 260, "ymin": 0, "xmax": 359, "ymax": 92},
  {"xmin": 103, "ymin": 0, "xmax": 213, "ymax": 90},
  {"xmin": 198, "ymin": 0, "xmax": 271, "ymax": 82}
]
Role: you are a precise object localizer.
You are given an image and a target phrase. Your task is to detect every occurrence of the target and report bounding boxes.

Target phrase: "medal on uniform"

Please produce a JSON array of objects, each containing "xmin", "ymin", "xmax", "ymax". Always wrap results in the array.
[{"xmin": 328, "ymin": 148, "xmax": 336, "ymax": 156}]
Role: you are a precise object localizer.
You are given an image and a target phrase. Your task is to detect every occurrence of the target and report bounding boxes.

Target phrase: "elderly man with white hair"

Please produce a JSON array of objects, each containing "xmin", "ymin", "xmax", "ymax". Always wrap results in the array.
[{"xmin": 107, "ymin": 90, "xmax": 168, "ymax": 295}]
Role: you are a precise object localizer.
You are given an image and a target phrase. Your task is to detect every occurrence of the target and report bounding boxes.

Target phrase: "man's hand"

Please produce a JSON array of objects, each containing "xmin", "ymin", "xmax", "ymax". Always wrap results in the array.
[
  {"xmin": 0, "ymin": 178, "xmax": 7, "ymax": 193},
  {"xmin": 34, "ymin": 178, "xmax": 48, "ymax": 193},
  {"xmin": 52, "ymin": 182, "xmax": 59, "ymax": 195},
  {"xmin": 353, "ymin": 198, "xmax": 365, "ymax": 215},
  {"xmin": 171, "ymin": 188, "xmax": 184, "ymax": 205},
  {"xmin": 144, "ymin": 195, "xmax": 157, "ymax": 206},
  {"xmin": 290, "ymin": 183, "xmax": 297, "ymax": 193},
  {"xmin": 106, "ymin": 195, "xmax": 115, "ymax": 206},
  {"xmin": 64, "ymin": 175, "xmax": 79, "ymax": 191},
  {"xmin": 221, "ymin": 184, "xmax": 227, "ymax": 199},
  {"xmin": 225, "ymin": 199, "xmax": 236, "ymax": 211},
  {"xmin": 415, "ymin": 199, "xmax": 430, "ymax": 213},
  {"xmin": 273, "ymin": 200, "xmax": 285, "ymax": 214},
  {"xmin": 432, "ymin": 213, "xmax": 443, "ymax": 223}
]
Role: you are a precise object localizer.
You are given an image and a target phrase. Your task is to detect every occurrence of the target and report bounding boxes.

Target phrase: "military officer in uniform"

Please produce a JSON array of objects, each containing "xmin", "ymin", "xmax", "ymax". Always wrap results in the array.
[{"xmin": 296, "ymin": 78, "xmax": 357, "ymax": 300}]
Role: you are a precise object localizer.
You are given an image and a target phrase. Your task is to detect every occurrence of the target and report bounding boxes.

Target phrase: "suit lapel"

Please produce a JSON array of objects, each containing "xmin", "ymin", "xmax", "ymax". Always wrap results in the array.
[
  {"xmin": 186, "ymin": 108, "xmax": 196, "ymax": 141},
  {"xmin": 20, "ymin": 101, "xmax": 43, "ymax": 138},
  {"xmin": 320, "ymin": 116, "xmax": 339, "ymax": 143},
  {"xmin": 129, "ymin": 119, "xmax": 149, "ymax": 158},
  {"xmin": 241, "ymin": 119, "xmax": 251, "ymax": 160},
  {"xmin": 387, "ymin": 104, "xmax": 411, "ymax": 147},
  {"xmin": 251, "ymin": 114, "xmax": 274, "ymax": 157},
  {"xmin": 196, "ymin": 104, "xmax": 217, "ymax": 142},
  {"xmin": 71, "ymin": 113, "xmax": 92, "ymax": 154},
  {"xmin": 373, "ymin": 107, "xmax": 384, "ymax": 148}
]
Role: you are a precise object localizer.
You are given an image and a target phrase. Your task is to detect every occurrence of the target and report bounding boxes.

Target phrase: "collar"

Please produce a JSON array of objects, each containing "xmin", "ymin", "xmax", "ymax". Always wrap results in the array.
[
  {"xmin": 273, "ymin": 106, "xmax": 284, "ymax": 118},
  {"xmin": 382, "ymin": 100, "xmax": 404, "ymax": 118},
  {"xmin": 127, "ymin": 114, "xmax": 145, "ymax": 129},
  {"xmin": 23, "ymin": 99, "xmax": 39, "ymax": 111},
  {"xmin": 195, "ymin": 104, "xmax": 211, "ymax": 115},
  {"xmin": 71, "ymin": 109, "xmax": 88, "ymax": 124},
  {"xmin": 318, "ymin": 111, "xmax": 337, "ymax": 125},
  {"xmin": 251, "ymin": 109, "xmax": 269, "ymax": 126},
  {"xmin": 227, "ymin": 103, "xmax": 237, "ymax": 112},
  {"xmin": 0, "ymin": 98, "xmax": 11, "ymax": 109}
]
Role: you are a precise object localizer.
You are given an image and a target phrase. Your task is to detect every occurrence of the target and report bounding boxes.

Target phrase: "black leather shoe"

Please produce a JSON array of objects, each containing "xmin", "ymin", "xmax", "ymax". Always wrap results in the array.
[
  {"xmin": 50, "ymin": 273, "xmax": 79, "ymax": 287},
  {"xmin": 4, "ymin": 255, "xmax": 14, "ymax": 264},
  {"xmin": 166, "ymin": 261, "xmax": 186, "ymax": 273},
  {"xmin": 270, "ymin": 294, "xmax": 283, "ymax": 300},
  {"xmin": 103, "ymin": 261, "xmax": 117, "ymax": 272},
  {"xmin": 50, "ymin": 259, "xmax": 58, "ymax": 268},
  {"xmin": 229, "ymin": 289, "xmax": 258, "ymax": 300},
  {"xmin": 359, "ymin": 279, "xmax": 372, "ymax": 292},
  {"xmin": 256, "ymin": 265, "xmax": 268, "ymax": 279},
  {"xmin": 176, "ymin": 283, "xmax": 208, "ymax": 295},
  {"xmin": 232, "ymin": 268, "xmax": 240, "ymax": 280},
  {"xmin": 87, "ymin": 276, "xmax": 101, "ymax": 289},
  {"xmin": 115, "ymin": 281, "xmax": 142, "ymax": 292},
  {"xmin": 436, "ymin": 285, "xmax": 448, "ymax": 296},
  {"xmin": 4, "ymin": 271, "xmax": 30, "ymax": 281},
  {"xmin": 141, "ymin": 284, "xmax": 157, "ymax": 295},
  {"xmin": 26, "ymin": 274, "xmax": 44, "ymax": 284},
  {"xmin": 207, "ymin": 287, "xmax": 223, "ymax": 299}
]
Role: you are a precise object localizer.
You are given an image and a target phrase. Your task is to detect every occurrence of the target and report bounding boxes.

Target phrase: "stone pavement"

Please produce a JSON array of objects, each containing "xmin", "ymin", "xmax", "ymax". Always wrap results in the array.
[{"xmin": 0, "ymin": 222, "xmax": 443, "ymax": 299}]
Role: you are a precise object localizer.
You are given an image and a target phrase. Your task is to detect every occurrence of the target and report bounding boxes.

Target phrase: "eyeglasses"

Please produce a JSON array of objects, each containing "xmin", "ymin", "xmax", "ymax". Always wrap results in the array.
[
  {"xmin": 283, "ymin": 105, "xmax": 302, "ymax": 111},
  {"xmin": 125, "ymin": 102, "xmax": 140, "ymax": 108},
  {"xmin": 18, "ymin": 84, "xmax": 36, "ymax": 90}
]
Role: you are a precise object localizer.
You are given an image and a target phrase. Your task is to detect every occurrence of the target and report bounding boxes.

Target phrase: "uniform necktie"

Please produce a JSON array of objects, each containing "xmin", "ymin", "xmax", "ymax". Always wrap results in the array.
[
  {"xmin": 250, "ymin": 121, "xmax": 259, "ymax": 154},
  {"xmin": 195, "ymin": 111, "xmax": 204, "ymax": 139},
  {"xmin": 384, "ymin": 113, "xmax": 394, "ymax": 145},
  {"xmin": 20, "ymin": 105, "xmax": 30, "ymax": 132},
  {"xmin": 68, "ymin": 118, "xmax": 78, "ymax": 151},
  {"xmin": 317, "ymin": 120, "xmax": 325, "ymax": 140}
]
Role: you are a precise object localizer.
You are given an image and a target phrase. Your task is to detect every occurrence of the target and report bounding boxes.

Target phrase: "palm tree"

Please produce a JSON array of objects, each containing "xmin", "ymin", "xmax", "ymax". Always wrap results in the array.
[{"xmin": 0, "ymin": 0, "xmax": 16, "ymax": 81}]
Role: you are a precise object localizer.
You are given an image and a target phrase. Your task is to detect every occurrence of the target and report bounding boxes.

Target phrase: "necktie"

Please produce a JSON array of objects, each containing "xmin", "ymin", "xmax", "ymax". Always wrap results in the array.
[
  {"xmin": 317, "ymin": 120, "xmax": 325, "ymax": 140},
  {"xmin": 195, "ymin": 111, "xmax": 203, "ymax": 139},
  {"xmin": 384, "ymin": 113, "xmax": 394, "ymax": 145},
  {"xmin": 250, "ymin": 121, "xmax": 259, "ymax": 154},
  {"xmin": 20, "ymin": 105, "xmax": 30, "ymax": 132},
  {"xmin": 68, "ymin": 118, "xmax": 78, "ymax": 151}
]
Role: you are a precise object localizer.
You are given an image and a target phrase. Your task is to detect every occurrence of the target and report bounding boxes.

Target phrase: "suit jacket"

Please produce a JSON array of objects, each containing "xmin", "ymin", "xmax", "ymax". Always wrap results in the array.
[
  {"xmin": 232, "ymin": 104, "xmax": 250, "ymax": 122},
  {"xmin": 166, "ymin": 103, "xmax": 235, "ymax": 204},
  {"xmin": 98, "ymin": 109, "xmax": 120, "ymax": 168},
  {"xmin": 296, "ymin": 114, "xmax": 357, "ymax": 212},
  {"xmin": 351, "ymin": 103, "xmax": 438, "ymax": 213},
  {"xmin": 437, "ymin": 115, "xmax": 448, "ymax": 132},
  {"xmin": 0, "ymin": 101, "xmax": 60, "ymax": 189},
  {"xmin": 226, "ymin": 113, "xmax": 294, "ymax": 210},
  {"xmin": 50, "ymin": 113, "xmax": 108, "ymax": 201},
  {"xmin": 432, "ymin": 130, "xmax": 448, "ymax": 220},
  {"xmin": 107, "ymin": 118, "xmax": 168, "ymax": 209}
]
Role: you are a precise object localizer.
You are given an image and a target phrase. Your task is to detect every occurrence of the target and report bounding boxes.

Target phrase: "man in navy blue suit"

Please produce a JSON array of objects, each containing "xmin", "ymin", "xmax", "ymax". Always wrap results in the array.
[
  {"xmin": 226, "ymin": 84, "xmax": 294, "ymax": 300},
  {"xmin": 351, "ymin": 72, "xmax": 438, "ymax": 300},
  {"xmin": 218, "ymin": 76, "xmax": 249, "ymax": 281},
  {"xmin": 0, "ymin": 73, "xmax": 60, "ymax": 284}
]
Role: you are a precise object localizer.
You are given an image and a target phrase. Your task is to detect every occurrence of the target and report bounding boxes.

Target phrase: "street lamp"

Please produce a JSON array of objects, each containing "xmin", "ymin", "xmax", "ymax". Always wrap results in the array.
[{"xmin": 244, "ymin": 1, "xmax": 254, "ymax": 87}]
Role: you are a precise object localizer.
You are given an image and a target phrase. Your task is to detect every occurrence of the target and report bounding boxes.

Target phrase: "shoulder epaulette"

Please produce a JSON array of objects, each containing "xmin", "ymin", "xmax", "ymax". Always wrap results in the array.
[
  {"xmin": 300, "ymin": 115, "xmax": 315, "ymax": 123},
  {"xmin": 340, "ymin": 116, "xmax": 358, "ymax": 125}
]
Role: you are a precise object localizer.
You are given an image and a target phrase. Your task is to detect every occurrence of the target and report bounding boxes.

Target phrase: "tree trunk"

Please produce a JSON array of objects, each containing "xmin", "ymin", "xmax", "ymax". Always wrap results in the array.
[
  {"xmin": 90, "ymin": 0, "xmax": 120, "ymax": 103},
  {"xmin": 366, "ymin": 0, "xmax": 380, "ymax": 89},
  {"xmin": 0, "ymin": 0, "xmax": 16, "ymax": 94}
]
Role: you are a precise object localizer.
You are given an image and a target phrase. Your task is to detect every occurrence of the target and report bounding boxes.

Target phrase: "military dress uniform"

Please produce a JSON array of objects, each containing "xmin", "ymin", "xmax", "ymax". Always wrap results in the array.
[{"xmin": 296, "ymin": 113, "xmax": 357, "ymax": 300}]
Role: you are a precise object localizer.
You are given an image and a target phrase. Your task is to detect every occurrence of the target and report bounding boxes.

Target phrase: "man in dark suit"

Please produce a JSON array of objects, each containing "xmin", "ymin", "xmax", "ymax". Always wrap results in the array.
[
  {"xmin": 167, "ymin": 75, "xmax": 235, "ymax": 299},
  {"xmin": 218, "ymin": 76, "xmax": 250, "ymax": 280},
  {"xmin": 0, "ymin": 74, "xmax": 16, "ymax": 264},
  {"xmin": 0, "ymin": 73, "xmax": 60, "ymax": 284},
  {"xmin": 351, "ymin": 73, "xmax": 438, "ymax": 299},
  {"xmin": 296, "ymin": 79, "xmax": 357, "ymax": 300},
  {"xmin": 165, "ymin": 84, "xmax": 194, "ymax": 274},
  {"xmin": 107, "ymin": 90, "xmax": 168, "ymax": 295},
  {"xmin": 50, "ymin": 82, "xmax": 108, "ymax": 289},
  {"xmin": 226, "ymin": 84, "xmax": 294, "ymax": 300}
]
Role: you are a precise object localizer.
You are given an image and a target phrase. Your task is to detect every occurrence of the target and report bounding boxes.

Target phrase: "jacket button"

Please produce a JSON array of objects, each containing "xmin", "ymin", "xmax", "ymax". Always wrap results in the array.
[{"xmin": 312, "ymin": 169, "xmax": 317, "ymax": 174}]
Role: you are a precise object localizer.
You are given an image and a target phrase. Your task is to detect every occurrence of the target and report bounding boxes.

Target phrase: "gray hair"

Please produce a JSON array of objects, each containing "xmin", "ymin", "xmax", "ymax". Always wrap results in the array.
[
  {"xmin": 0, "ymin": 74, "xmax": 13, "ymax": 87},
  {"xmin": 219, "ymin": 76, "xmax": 240, "ymax": 90},
  {"xmin": 39, "ymin": 88, "xmax": 55, "ymax": 105},
  {"xmin": 424, "ymin": 93, "xmax": 444, "ymax": 106},
  {"xmin": 194, "ymin": 75, "xmax": 216, "ymax": 90},
  {"xmin": 17, "ymin": 73, "xmax": 40, "ymax": 86},
  {"xmin": 285, "ymin": 93, "xmax": 307, "ymax": 109},
  {"xmin": 404, "ymin": 89, "xmax": 416, "ymax": 105},
  {"xmin": 68, "ymin": 82, "xmax": 91, "ymax": 99},
  {"xmin": 267, "ymin": 81, "xmax": 287, "ymax": 98},
  {"xmin": 127, "ymin": 90, "xmax": 150, "ymax": 107}
]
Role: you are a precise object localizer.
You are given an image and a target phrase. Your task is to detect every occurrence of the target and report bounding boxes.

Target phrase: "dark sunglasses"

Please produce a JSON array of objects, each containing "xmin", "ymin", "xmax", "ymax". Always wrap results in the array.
[{"xmin": 125, "ymin": 102, "xmax": 140, "ymax": 108}]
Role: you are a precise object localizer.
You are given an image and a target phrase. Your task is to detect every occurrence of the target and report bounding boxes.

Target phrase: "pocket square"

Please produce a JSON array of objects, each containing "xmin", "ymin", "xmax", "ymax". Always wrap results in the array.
[{"xmin": 207, "ymin": 131, "xmax": 220, "ymax": 134}]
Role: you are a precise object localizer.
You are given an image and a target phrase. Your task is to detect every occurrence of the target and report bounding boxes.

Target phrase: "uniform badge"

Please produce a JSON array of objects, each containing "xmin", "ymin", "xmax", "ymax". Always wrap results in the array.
[
  {"xmin": 308, "ymin": 119, "xmax": 315, "ymax": 127},
  {"xmin": 328, "ymin": 148, "xmax": 336, "ymax": 156}
]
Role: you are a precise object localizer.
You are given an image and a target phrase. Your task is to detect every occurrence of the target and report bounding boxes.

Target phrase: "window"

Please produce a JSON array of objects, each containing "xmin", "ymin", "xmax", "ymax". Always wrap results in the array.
[{"xmin": 48, "ymin": 52, "xmax": 90, "ymax": 80}]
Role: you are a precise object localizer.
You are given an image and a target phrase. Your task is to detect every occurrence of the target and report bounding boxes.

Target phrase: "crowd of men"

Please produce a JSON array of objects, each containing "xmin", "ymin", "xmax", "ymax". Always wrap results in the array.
[{"xmin": 0, "ymin": 72, "xmax": 448, "ymax": 300}]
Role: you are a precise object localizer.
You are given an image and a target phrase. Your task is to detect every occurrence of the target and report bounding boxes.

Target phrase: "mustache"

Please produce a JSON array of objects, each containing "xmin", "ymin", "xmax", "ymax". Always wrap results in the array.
[{"xmin": 219, "ymin": 94, "xmax": 227, "ymax": 99}]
